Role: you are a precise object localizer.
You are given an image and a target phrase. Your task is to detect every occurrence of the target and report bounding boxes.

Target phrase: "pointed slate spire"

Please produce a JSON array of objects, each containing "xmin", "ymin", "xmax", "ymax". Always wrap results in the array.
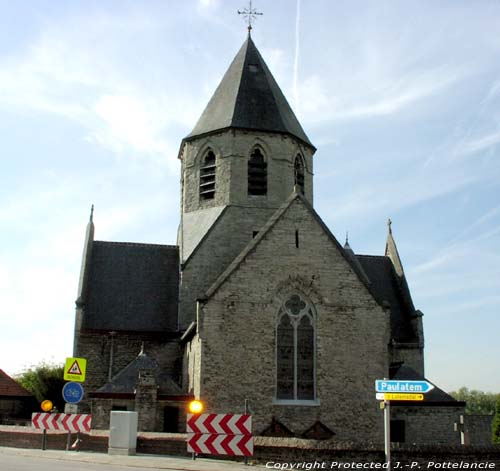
[
  {"xmin": 385, "ymin": 218, "xmax": 405, "ymax": 277},
  {"xmin": 185, "ymin": 36, "xmax": 314, "ymax": 149},
  {"xmin": 342, "ymin": 232, "xmax": 370, "ymax": 286},
  {"xmin": 76, "ymin": 205, "xmax": 95, "ymax": 306}
]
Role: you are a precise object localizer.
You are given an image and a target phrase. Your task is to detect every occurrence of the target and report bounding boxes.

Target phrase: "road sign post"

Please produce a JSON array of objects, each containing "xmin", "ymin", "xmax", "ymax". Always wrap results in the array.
[{"xmin": 384, "ymin": 400, "xmax": 390, "ymax": 471}]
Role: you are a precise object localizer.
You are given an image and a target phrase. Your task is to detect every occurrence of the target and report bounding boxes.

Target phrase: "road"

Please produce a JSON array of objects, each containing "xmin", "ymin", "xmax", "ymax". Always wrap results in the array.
[{"xmin": 0, "ymin": 447, "xmax": 264, "ymax": 471}]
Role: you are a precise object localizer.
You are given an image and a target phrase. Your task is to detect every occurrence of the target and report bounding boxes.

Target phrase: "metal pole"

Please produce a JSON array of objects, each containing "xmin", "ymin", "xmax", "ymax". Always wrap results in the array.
[
  {"xmin": 66, "ymin": 432, "xmax": 71, "ymax": 451},
  {"xmin": 42, "ymin": 429, "xmax": 47, "ymax": 451},
  {"xmin": 384, "ymin": 400, "xmax": 391, "ymax": 471},
  {"xmin": 244, "ymin": 399, "xmax": 249, "ymax": 466}
]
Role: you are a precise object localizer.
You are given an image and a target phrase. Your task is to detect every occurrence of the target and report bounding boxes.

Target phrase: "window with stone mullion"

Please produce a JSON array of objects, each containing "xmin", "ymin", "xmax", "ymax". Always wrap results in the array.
[
  {"xmin": 276, "ymin": 298, "xmax": 315, "ymax": 401},
  {"xmin": 277, "ymin": 314, "xmax": 294, "ymax": 399},
  {"xmin": 296, "ymin": 315, "xmax": 314, "ymax": 399}
]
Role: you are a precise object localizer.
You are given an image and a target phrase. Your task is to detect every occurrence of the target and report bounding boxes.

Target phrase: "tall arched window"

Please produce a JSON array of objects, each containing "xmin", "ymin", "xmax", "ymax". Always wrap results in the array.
[
  {"xmin": 276, "ymin": 294, "xmax": 315, "ymax": 401},
  {"xmin": 199, "ymin": 150, "xmax": 216, "ymax": 200},
  {"xmin": 248, "ymin": 148, "xmax": 267, "ymax": 196},
  {"xmin": 294, "ymin": 155, "xmax": 305, "ymax": 194}
]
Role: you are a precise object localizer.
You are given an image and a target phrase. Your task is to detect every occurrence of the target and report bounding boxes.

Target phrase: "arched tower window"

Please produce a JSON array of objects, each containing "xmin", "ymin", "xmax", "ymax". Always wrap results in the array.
[
  {"xmin": 248, "ymin": 148, "xmax": 267, "ymax": 196},
  {"xmin": 199, "ymin": 150, "xmax": 216, "ymax": 200},
  {"xmin": 276, "ymin": 294, "xmax": 315, "ymax": 401},
  {"xmin": 294, "ymin": 155, "xmax": 305, "ymax": 194}
]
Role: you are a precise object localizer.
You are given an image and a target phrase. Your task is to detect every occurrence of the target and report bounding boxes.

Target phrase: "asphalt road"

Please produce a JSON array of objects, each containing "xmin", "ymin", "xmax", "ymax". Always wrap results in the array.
[{"xmin": 0, "ymin": 447, "xmax": 263, "ymax": 471}]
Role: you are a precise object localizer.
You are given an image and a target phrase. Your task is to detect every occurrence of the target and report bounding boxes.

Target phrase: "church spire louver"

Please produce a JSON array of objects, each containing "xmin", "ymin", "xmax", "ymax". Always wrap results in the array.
[{"xmin": 183, "ymin": 36, "xmax": 314, "ymax": 151}]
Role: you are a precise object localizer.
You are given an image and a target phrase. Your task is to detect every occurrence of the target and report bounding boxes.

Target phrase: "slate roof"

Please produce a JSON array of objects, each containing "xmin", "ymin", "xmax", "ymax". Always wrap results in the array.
[
  {"xmin": 184, "ymin": 36, "xmax": 314, "ymax": 149},
  {"xmin": 356, "ymin": 255, "xmax": 417, "ymax": 342},
  {"xmin": 0, "ymin": 369, "xmax": 33, "ymax": 397},
  {"xmin": 390, "ymin": 364, "xmax": 462, "ymax": 404},
  {"xmin": 82, "ymin": 241, "xmax": 179, "ymax": 333},
  {"xmin": 95, "ymin": 351, "xmax": 183, "ymax": 396},
  {"xmin": 180, "ymin": 205, "xmax": 226, "ymax": 264}
]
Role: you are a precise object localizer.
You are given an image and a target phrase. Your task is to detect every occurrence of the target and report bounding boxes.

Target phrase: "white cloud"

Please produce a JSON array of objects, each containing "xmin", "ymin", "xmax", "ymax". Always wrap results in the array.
[
  {"xmin": 455, "ymin": 129, "xmax": 500, "ymax": 157},
  {"xmin": 300, "ymin": 65, "xmax": 465, "ymax": 123}
]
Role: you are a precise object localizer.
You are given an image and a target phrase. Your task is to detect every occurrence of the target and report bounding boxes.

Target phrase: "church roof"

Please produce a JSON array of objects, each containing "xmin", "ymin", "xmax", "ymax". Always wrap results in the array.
[
  {"xmin": 0, "ymin": 369, "xmax": 33, "ymax": 398},
  {"xmin": 82, "ymin": 241, "xmax": 179, "ymax": 333},
  {"xmin": 184, "ymin": 36, "xmax": 314, "ymax": 149},
  {"xmin": 357, "ymin": 255, "xmax": 417, "ymax": 342},
  {"xmin": 94, "ymin": 350, "xmax": 183, "ymax": 397}
]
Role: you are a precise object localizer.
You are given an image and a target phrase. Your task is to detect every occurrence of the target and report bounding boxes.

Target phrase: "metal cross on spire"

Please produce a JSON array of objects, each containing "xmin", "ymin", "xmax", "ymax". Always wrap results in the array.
[{"xmin": 238, "ymin": 1, "xmax": 263, "ymax": 34}]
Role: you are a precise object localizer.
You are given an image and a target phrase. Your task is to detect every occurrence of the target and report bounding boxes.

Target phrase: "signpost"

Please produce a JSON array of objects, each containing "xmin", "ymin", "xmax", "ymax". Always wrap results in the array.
[
  {"xmin": 375, "ymin": 380, "xmax": 434, "ymax": 394},
  {"xmin": 64, "ymin": 357, "xmax": 87, "ymax": 382},
  {"xmin": 375, "ymin": 393, "xmax": 424, "ymax": 401},
  {"xmin": 375, "ymin": 379, "xmax": 434, "ymax": 471},
  {"xmin": 62, "ymin": 382, "xmax": 84, "ymax": 404}
]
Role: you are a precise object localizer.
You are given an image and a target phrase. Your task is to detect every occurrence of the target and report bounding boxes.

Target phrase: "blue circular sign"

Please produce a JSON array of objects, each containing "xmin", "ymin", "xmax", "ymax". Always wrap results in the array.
[{"xmin": 62, "ymin": 382, "xmax": 84, "ymax": 404}]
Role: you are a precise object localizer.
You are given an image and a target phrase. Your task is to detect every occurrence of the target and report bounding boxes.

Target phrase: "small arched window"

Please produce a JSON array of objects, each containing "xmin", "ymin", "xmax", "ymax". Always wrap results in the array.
[
  {"xmin": 248, "ymin": 148, "xmax": 267, "ymax": 196},
  {"xmin": 199, "ymin": 150, "xmax": 216, "ymax": 200},
  {"xmin": 294, "ymin": 155, "xmax": 305, "ymax": 194},
  {"xmin": 276, "ymin": 294, "xmax": 315, "ymax": 401}
]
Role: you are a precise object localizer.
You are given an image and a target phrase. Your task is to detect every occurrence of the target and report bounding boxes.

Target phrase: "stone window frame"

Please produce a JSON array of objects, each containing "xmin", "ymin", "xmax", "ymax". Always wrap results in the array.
[
  {"xmin": 274, "ymin": 293, "xmax": 319, "ymax": 406},
  {"xmin": 199, "ymin": 149, "xmax": 217, "ymax": 200},
  {"xmin": 247, "ymin": 146, "xmax": 268, "ymax": 197},
  {"xmin": 294, "ymin": 154, "xmax": 305, "ymax": 194}
]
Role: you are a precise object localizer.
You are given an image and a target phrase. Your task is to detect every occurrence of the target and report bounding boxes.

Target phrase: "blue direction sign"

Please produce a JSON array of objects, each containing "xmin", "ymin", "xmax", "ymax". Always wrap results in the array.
[
  {"xmin": 62, "ymin": 382, "xmax": 84, "ymax": 404},
  {"xmin": 375, "ymin": 380, "xmax": 434, "ymax": 394}
]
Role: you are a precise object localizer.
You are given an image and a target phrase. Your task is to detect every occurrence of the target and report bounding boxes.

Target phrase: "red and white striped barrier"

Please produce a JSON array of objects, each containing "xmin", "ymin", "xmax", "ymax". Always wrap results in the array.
[
  {"xmin": 187, "ymin": 413, "xmax": 253, "ymax": 457},
  {"xmin": 187, "ymin": 433, "xmax": 253, "ymax": 456},
  {"xmin": 32, "ymin": 413, "xmax": 91, "ymax": 433}
]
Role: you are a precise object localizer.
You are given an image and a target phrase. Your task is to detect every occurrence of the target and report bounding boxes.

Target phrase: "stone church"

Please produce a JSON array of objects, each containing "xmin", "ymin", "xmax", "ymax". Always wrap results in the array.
[{"xmin": 73, "ymin": 34, "xmax": 464, "ymax": 445}]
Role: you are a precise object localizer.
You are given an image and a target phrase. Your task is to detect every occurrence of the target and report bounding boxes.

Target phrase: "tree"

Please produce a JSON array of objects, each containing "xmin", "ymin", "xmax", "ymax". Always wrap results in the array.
[
  {"xmin": 493, "ymin": 396, "xmax": 500, "ymax": 444},
  {"xmin": 15, "ymin": 362, "xmax": 65, "ymax": 412},
  {"xmin": 450, "ymin": 387, "xmax": 498, "ymax": 415}
]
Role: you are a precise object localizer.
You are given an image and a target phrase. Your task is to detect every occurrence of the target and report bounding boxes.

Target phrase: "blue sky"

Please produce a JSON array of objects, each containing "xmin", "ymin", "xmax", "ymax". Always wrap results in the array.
[{"xmin": 0, "ymin": 0, "xmax": 499, "ymax": 393}]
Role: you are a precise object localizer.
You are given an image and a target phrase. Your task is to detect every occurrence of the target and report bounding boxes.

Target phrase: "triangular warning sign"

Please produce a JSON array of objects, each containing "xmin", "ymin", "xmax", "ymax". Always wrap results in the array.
[{"xmin": 67, "ymin": 360, "xmax": 82, "ymax": 376}]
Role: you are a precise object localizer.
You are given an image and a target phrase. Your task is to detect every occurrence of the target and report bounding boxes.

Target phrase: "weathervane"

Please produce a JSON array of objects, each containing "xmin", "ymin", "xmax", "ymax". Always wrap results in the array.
[{"xmin": 238, "ymin": 1, "xmax": 263, "ymax": 34}]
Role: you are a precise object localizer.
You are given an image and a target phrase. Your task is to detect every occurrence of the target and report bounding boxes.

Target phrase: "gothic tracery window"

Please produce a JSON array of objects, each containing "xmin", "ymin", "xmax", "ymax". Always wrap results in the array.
[
  {"xmin": 248, "ymin": 148, "xmax": 267, "ymax": 196},
  {"xmin": 199, "ymin": 150, "xmax": 216, "ymax": 200},
  {"xmin": 276, "ymin": 294, "xmax": 315, "ymax": 401},
  {"xmin": 294, "ymin": 155, "xmax": 305, "ymax": 194}
]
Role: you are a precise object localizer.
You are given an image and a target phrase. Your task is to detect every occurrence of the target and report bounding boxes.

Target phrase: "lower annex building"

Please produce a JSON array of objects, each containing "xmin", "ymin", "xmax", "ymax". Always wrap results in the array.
[{"xmin": 72, "ymin": 34, "xmax": 464, "ymax": 445}]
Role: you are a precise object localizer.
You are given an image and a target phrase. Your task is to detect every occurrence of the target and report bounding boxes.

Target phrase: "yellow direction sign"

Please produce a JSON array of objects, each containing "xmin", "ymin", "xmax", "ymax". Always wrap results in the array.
[
  {"xmin": 64, "ymin": 357, "xmax": 87, "ymax": 382},
  {"xmin": 376, "ymin": 393, "xmax": 424, "ymax": 401}
]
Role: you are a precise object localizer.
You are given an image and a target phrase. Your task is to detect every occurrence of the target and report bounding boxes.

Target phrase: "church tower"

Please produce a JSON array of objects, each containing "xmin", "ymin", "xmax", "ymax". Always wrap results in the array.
[{"xmin": 178, "ymin": 35, "xmax": 316, "ymax": 329}]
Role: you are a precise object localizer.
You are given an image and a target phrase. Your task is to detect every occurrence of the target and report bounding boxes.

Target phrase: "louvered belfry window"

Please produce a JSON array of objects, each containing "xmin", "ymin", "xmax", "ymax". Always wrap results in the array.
[
  {"xmin": 276, "ymin": 294, "xmax": 315, "ymax": 401},
  {"xmin": 248, "ymin": 148, "xmax": 267, "ymax": 196},
  {"xmin": 294, "ymin": 155, "xmax": 305, "ymax": 194},
  {"xmin": 199, "ymin": 150, "xmax": 216, "ymax": 200}
]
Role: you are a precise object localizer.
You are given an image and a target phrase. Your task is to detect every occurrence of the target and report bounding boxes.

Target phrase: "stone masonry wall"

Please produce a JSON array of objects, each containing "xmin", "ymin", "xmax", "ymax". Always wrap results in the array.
[
  {"xmin": 180, "ymin": 130, "xmax": 314, "ymax": 214},
  {"xmin": 179, "ymin": 205, "xmax": 276, "ymax": 328},
  {"xmin": 196, "ymin": 197, "xmax": 390, "ymax": 444},
  {"xmin": 391, "ymin": 406, "xmax": 464, "ymax": 445}
]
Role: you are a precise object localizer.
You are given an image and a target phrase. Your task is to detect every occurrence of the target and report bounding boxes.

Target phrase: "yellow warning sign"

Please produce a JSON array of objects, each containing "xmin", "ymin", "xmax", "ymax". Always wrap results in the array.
[{"xmin": 64, "ymin": 357, "xmax": 87, "ymax": 382}]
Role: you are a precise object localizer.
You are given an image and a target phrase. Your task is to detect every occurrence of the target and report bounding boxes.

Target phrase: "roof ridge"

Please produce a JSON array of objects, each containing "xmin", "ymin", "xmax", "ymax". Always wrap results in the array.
[
  {"xmin": 203, "ymin": 192, "xmax": 381, "ymax": 305},
  {"xmin": 94, "ymin": 240, "xmax": 178, "ymax": 249}
]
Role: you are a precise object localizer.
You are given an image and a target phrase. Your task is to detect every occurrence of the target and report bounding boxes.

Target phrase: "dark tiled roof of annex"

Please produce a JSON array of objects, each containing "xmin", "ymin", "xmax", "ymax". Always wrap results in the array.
[
  {"xmin": 356, "ymin": 254, "xmax": 417, "ymax": 342},
  {"xmin": 82, "ymin": 241, "xmax": 179, "ymax": 333}
]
